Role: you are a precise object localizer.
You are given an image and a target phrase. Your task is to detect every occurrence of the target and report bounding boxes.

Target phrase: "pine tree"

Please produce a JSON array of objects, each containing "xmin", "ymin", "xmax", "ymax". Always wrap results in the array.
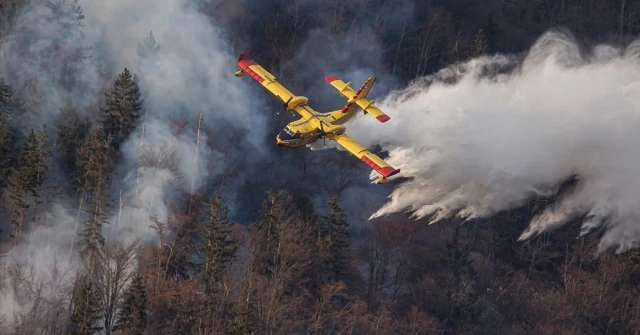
[
  {"xmin": 256, "ymin": 190, "xmax": 291, "ymax": 247},
  {"xmin": 0, "ymin": 0, "xmax": 25, "ymax": 38},
  {"xmin": 6, "ymin": 126, "xmax": 51, "ymax": 241},
  {"xmin": 136, "ymin": 31, "xmax": 160, "ymax": 61},
  {"xmin": 135, "ymin": 31, "xmax": 159, "ymax": 98},
  {"xmin": 445, "ymin": 222, "xmax": 475, "ymax": 311},
  {"xmin": 54, "ymin": 101, "xmax": 91, "ymax": 191},
  {"xmin": 45, "ymin": 0, "xmax": 94, "ymax": 94},
  {"xmin": 294, "ymin": 192, "xmax": 319, "ymax": 225},
  {"xmin": 45, "ymin": 0, "xmax": 85, "ymax": 37},
  {"xmin": 34, "ymin": 125, "xmax": 52, "ymax": 188},
  {"xmin": 6, "ymin": 130, "xmax": 37, "ymax": 241},
  {"xmin": 253, "ymin": 190, "xmax": 294, "ymax": 275},
  {"xmin": 69, "ymin": 274, "xmax": 103, "ymax": 335},
  {"xmin": 472, "ymin": 28, "xmax": 489, "ymax": 57},
  {"xmin": 227, "ymin": 303, "xmax": 257, "ymax": 335},
  {"xmin": 317, "ymin": 195, "xmax": 351, "ymax": 283},
  {"xmin": 113, "ymin": 273, "xmax": 147, "ymax": 334},
  {"xmin": 30, "ymin": 125, "xmax": 53, "ymax": 230},
  {"xmin": 0, "ymin": 77, "xmax": 12, "ymax": 108},
  {"xmin": 78, "ymin": 177, "xmax": 109, "ymax": 268},
  {"xmin": 193, "ymin": 189, "xmax": 239, "ymax": 297},
  {"xmin": 0, "ymin": 113, "xmax": 17, "ymax": 197},
  {"xmin": 76, "ymin": 126, "xmax": 113, "ymax": 265},
  {"xmin": 75, "ymin": 126, "xmax": 113, "ymax": 193},
  {"xmin": 103, "ymin": 68, "xmax": 144, "ymax": 148},
  {"xmin": 445, "ymin": 31, "xmax": 467, "ymax": 65},
  {"xmin": 0, "ymin": 77, "xmax": 26, "ymax": 122},
  {"xmin": 0, "ymin": 79, "xmax": 18, "ymax": 197}
]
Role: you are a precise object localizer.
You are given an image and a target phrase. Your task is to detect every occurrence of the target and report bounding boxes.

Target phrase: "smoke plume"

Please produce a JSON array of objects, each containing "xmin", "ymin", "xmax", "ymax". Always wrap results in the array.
[
  {"xmin": 347, "ymin": 30, "xmax": 640, "ymax": 254},
  {"xmin": 1, "ymin": 0, "xmax": 266, "ymax": 329},
  {"xmin": 78, "ymin": 0, "xmax": 270, "ymax": 237}
]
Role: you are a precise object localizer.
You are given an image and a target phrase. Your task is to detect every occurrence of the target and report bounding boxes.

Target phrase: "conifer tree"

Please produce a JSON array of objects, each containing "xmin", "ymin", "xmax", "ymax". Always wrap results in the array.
[
  {"xmin": 317, "ymin": 195, "xmax": 351, "ymax": 283},
  {"xmin": 0, "ymin": 77, "xmax": 12, "ymax": 108},
  {"xmin": 113, "ymin": 273, "xmax": 147, "ymax": 334},
  {"xmin": 445, "ymin": 31, "xmax": 467, "ymax": 65},
  {"xmin": 103, "ymin": 68, "xmax": 144, "ymax": 148},
  {"xmin": 0, "ymin": 77, "xmax": 25, "ymax": 122},
  {"xmin": 45, "ymin": 0, "xmax": 85, "ymax": 38},
  {"xmin": 45, "ymin": 0, "xmax": 94, "ymax": 94},
  {"xmin": 7, "ymin": 126, "xmax": 51, "ymax": 241},
  {"xmin": 6, "ymin": 130, "xmax": 36, "ymax": 241},
  {"xmin": 0, "ymin": 0, "xmax": 24, "ymax": 38},
  {"xmin": 472, "ymin": 28, "xmax": 489, "ymax": 57},
  {"xmin": 76, "ymin": 126, "xmax": 113, "ymax": 266},
  {"xmin": 0, "ymin": 113, "xmax": 16, "ymax": 198},
  {"xmin": 69, "ymin": 274, "xmax": 103, "ymax": 335},
  {"xmin": 253, "ymin": 190, "xmax": 294, "ymax": 275},
  {"xmin": 445, "ymin": 223, "xmax": 475, "ymax": 313},
  {"xmin": 193, "ymin": 189, "xmax": 239, "ymax": 297},
  {"xmin": 0, "ymin": 79, "xmax": 17, "ymax": 196},
  {"xmin": 227, "ymin": 303, "xmax": 257, "ymax": 335},
  {"xmin": 54, "ymin": 101, "xmax": 91, "ymax": 191},
  {"xmin": 295, "ymin": 192, "xmax": 319, "ymax": 225},
  {"xmin": 136, "ymin": 31, "xmax": 160, "ymax": 61},
  {"xmin": 256, "ymin": 190, "xmax": 291, "ymax": 247},
  {"xmin": 135, "ymin": 31, "xmax": 159, "ymax": 96},
  {"xmin": 30, "ymin": 125, "xmax": 52, "ymax": 229},
  {"xmin": 35, "ymin": 125, "xmax": 52, "ymax": 186}
]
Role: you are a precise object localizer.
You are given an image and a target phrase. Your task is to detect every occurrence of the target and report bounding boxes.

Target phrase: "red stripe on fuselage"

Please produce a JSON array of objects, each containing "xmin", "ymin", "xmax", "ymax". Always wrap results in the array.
[
  {"xmin": 341, "ymin": 78, "xmax": 369, "ymax": 113},
  {"xmin": 340, "ymin": 102, "xmax": 354, "ymax": 113}
]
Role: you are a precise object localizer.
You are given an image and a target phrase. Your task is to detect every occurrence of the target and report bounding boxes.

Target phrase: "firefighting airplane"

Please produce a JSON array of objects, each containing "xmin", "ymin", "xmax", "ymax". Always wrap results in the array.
[{"xmin": 234, "ymin": 52, "xmax": 400, "ymax": 184}]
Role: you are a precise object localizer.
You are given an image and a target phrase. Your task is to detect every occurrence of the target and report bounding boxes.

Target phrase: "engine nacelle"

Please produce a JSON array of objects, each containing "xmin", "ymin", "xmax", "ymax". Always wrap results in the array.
[{"xmin": 287, "ymin": 96, "xmax": 309, "ymax": 110}]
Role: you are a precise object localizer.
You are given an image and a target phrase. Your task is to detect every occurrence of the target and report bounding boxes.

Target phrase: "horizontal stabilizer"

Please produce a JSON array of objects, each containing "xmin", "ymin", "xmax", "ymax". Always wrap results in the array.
[{"xmin": 325, "ymin": 75, "xmax": 390, "ymax": 123}]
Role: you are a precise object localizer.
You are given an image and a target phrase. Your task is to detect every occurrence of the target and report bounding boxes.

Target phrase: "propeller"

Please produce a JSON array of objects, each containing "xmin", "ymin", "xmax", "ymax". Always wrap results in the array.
[
  {"xmin": 319, "ymin": 121, "xmax": 327, "ymax": 148},
  {"xmin": 276, "ymin": 96, "xmax": 293, "ymax": 115}
]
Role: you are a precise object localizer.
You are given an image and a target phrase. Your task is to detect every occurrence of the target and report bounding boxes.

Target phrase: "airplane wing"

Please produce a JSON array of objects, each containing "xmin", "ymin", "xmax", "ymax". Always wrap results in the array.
[
  {"xmin": 329, "ymin": 133, "xmax": 400, "ymax": 183},
  {"xmin": 325, "ymin": 75, "xmax": 390, "ymax": 123},
  {"xmin": 236, "ymin": 53, "xmax": 311, "ymax": 117}
]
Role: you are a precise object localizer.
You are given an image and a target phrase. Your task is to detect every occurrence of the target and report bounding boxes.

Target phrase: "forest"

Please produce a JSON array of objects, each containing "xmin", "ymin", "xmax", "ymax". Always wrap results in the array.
[{"xmin": 2, "ymin": 0, "xmax": 640, "ymax": 334}]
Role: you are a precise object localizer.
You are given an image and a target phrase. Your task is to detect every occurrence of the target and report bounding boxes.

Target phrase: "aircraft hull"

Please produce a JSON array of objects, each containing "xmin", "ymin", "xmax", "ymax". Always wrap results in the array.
[{"xmin": 276, "ymin": 134, "xmax": 320, "ymax": 148}]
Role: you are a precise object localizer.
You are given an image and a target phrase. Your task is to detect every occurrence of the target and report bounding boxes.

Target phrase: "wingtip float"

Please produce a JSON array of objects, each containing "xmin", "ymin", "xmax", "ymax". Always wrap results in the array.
[{"xmin": 236, "ymin": 52, "xmax": 399, "ymax": 184}]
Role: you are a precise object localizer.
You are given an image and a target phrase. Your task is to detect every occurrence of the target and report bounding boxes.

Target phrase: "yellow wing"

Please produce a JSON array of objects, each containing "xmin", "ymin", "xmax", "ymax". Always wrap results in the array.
[
  {"xmin": 329, "ymin": 133, "xmax": 400, "ymax": 183},
  {"xmin": 236, "ymin": 53, "xmax": 312, "ymax": 118},
  {"xmin": 325, "ymin": 75, "xmax": 390, "ymax": 123}
]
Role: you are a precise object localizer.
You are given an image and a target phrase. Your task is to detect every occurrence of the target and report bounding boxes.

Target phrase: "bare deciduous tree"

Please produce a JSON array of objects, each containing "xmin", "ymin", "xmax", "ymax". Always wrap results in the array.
[
  {"xmin": 0, "ymin": 256, "xmax": 75, "ymax": 335},
  {"xmin": 92, "ymin": 239, "xmax": 140, "ymax": 334},
  {"xmin": 139, "ymin": 140, "xmax": 183, "ymax": 183}
]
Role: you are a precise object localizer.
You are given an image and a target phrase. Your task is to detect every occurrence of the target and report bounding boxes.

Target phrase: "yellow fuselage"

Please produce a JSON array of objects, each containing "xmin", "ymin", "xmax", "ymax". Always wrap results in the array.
[{"xmin": 275, "ymin": 104, "xmax": 358, "ymax": 148}]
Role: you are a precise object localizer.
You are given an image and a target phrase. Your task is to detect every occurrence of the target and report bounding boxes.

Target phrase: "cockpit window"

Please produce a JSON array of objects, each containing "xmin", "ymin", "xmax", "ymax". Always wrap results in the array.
[{"xmin": 280, "ymin": 127, "xmax": 301, "ymax": 140}]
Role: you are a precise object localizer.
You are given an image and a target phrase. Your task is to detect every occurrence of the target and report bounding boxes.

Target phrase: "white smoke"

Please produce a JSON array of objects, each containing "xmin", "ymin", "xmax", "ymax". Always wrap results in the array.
[
  {"xmin": 347, "ymin": 31, "xmax": 640, "ymax": 254},
  {"xmin": 0, "ymin": 0, "xmax": 102, "ymax": 128},
  {"xmin": 0, "ymin": 203, "xmax": 78, "ymax": 334},
  {"xmin": 0, "ymin": 0, "xmax": 266, "ymax": 330},
  {"xmin": 77, "ymin": 0, "xmax": 268, "ymax": 238}
]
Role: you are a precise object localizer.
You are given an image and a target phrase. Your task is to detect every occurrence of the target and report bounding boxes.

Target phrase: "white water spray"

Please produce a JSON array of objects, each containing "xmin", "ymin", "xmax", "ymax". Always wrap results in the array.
[{"xmin": 348, "ymin": 31, "xmax": 640, "ymax": 254}]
